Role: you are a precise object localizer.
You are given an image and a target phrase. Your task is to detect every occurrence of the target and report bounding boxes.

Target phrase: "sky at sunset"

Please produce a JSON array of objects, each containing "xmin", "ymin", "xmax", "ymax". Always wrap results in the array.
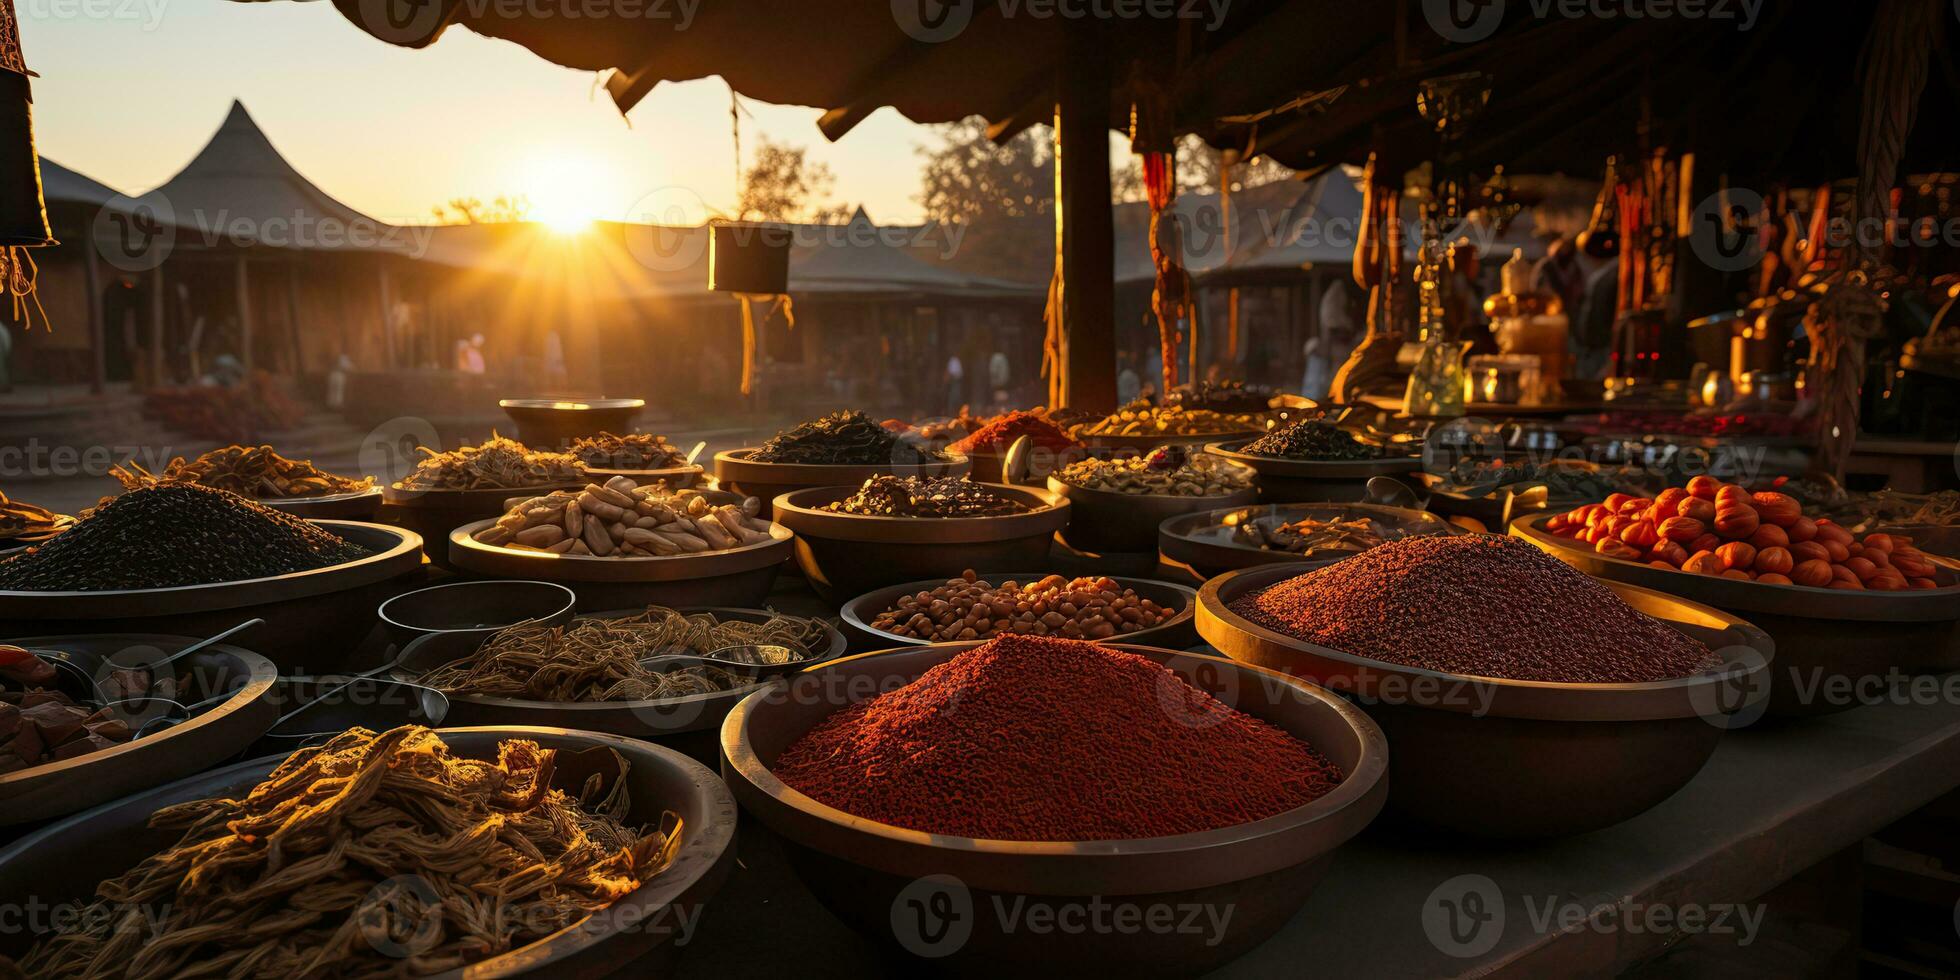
[{"xmin": 19, "ymin": 0, "xmax": 952, "ymax": 226}]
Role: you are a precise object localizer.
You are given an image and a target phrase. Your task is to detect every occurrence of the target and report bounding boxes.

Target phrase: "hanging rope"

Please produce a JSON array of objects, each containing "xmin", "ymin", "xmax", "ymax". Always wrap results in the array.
[{"xmin": 1145, "ymin": 150, "xmax": 1189, "ymax": 397}]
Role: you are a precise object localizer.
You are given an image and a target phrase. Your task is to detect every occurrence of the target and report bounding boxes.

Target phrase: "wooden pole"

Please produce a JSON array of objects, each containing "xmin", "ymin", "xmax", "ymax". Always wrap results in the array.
[
  {"xmin": 149, "ymin": 267, "xmax": 165, "ymax": 386},
  {"xmin": 235, "ymin": 256, "xmax": 253, "ymax": 372},
  {"xmin": 377, "ymin": 260, "xmax": 396, "ymax": 368},
  {"xmin": 1053, "ymin": 27, "xmax": 1117, "ymax": 413},
  {"xmin": 82, "ymin": 230, "xmax": 105, "ymax": 395}
]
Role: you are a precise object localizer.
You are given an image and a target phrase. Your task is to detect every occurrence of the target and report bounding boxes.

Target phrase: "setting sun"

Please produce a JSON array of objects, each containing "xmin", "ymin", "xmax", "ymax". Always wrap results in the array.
[{"xmin": 513, "ymin": 150, "xmax": 612, "ymax": 233}]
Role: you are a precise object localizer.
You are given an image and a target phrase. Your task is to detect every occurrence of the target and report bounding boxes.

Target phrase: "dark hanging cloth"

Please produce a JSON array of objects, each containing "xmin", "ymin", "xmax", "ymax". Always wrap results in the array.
[{"xmin": 0, "ymin": 0, "xmax": 50, "ymax": 249}]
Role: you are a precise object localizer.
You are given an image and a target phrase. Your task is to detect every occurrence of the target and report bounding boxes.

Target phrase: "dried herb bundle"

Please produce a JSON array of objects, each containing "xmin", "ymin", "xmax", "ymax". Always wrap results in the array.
[{"xmin": 751, "ymin": 412, "xmax": 945, "ymax": 466}]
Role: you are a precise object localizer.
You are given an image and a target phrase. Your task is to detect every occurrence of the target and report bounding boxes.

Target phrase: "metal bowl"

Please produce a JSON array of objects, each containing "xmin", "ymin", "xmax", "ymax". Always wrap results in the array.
[
  {"xmin": 1416, "ymin": 473, "xmax": 1589, "ymax": 529},
  {"xmin": 1047, "ymin": 475, "xmax": 1257, "ymax": 554},
  {"xmin": 448, "ymin": 517, "xmax": 793, "ymax": 612},
  {"xmin": 1158, "ymin": 502, "xmax": 1458, "ymax": 580},
  {"xmin": 392, "ymin": 607, "xmax": 847, "ymax": 765},
  {"xmin": 0, "ymin": 726, "xmax": 736, "ymax": 978},
  {"xmin": 713, "ymin": 448, "xmax": 970, "ymax": 504},
  {"xmin": 1511, "ymin": 512, "xmax": 1960, "ymax": 717},
  {"xmin": 382, "ymin": 481, "xmax": 587, "ymax": 565},
  {"xmin": 960, "ymin": 444, "xmax": 1086, "ymax": 486},
  {"xmin": 837, "ymin": 573, "xmax": 1198, "ymax": 651},
  {"xmin": 499, "ymin": 396, "xmax": 646, "ymax": 448},
  {"xmin": 251, "ymin": 675, "xmax": 450, "ymax": 757},
  {"xmin": 0, "ymin": 633, "xmax": 279, "ymax": 827},
  {"xmin": 256, "ymin": 486, "xmax": 384, "ymax": 521},
  {"xmin": 772, "ymin": 484, "xmax": 1071, "ymax": 600},
  {"xmin": 1198, "ymin": 564, "xmax": 1774, "ymax": 839},
  {"xmin": 720, "ymin": 642, "xmax": 1387, "ymax": 974},
  {"xmin": 377, "ymin": 579, "xmax": 579, "ymax": 650},
  {"xmin": 580, "ymin": 464, "xmax": 705, "ymax": 490},
  {"xmin": 0, "ymin": 521, "xmax": 424, "ymax": 673},
  {"xmin": 1207, "ymin": 439, "xmax": 1424, "ymax": 503}
]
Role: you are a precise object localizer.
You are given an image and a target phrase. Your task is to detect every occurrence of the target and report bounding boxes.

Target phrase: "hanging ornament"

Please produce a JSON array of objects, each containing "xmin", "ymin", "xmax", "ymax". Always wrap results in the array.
[{"xmin": 1, "ymin": 0, "xmax": 52, "ymax": 327}]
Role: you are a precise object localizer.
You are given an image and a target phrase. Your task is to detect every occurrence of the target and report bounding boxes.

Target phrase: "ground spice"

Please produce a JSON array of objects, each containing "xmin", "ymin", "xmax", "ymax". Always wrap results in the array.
[
  {"xmin": 771, "ymin": 635, "xmax": 1343, "ymax": 841},
  {"xmin": 0, "ymin": 484, "xmax": 370, "ymax": 591},
  {"xmin": 1229, "ymin": 534, "xmax": 1719, "ymax": 683},
  {"xmin": 948, "ymin": 411, "xmax": 1079, "ymax": 455}
]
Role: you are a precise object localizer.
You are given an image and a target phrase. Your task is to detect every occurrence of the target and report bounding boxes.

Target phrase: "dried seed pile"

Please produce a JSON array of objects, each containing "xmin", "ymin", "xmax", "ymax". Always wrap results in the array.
[
  {"xmin": 1229, "ymin": 534, "xmax": 1720, "ymax": 683},
  {"xmin": 570, "ymin": 432, "xmax": 688, "ymax": 470},
  {"xmin": 772, "ymin": 635, "xmax": 1343, "ymax": 841},
  {"xmin": 114, "ymin": 445, "xmax": 372, "ymax": 499},
  {"xmin": 1075, "ymin": 402, "xmax": 1261, "ymax": 438},
  {"xmin": 398, "ymin": 435, "xmax": 583, "ymax": 491},
  {"xmin": 0, "ymin": 484, "xmax": 370, "ymax": 591},
  {"xmin": 751, "ymin": 411, "xmax": 946, "ymax": 466},
  {"xmin": 822, "ymin": 475, "xmax": 1029, "ymax": 518},
  {"xmin": 18, "ymin": 726, "xmax": 681, "ymax": 979},
  {"xmin": 947, "ymin": 411, "xmax": 1079, "ymax": 454},
  {"xmin": 1241, "ymin": 420, "xmax": 1383, "ymax": 461},
  {"xmin": 1165, "ymin": 380, "xmax": 1277, "ymax": 412},
  {"xmin": 1057, "ymin": 446, "xmax": 1251, "ymax": 496},
  {"xmin": 870, "ymin": 570, "xmax": 1173, "ymax": 641}
]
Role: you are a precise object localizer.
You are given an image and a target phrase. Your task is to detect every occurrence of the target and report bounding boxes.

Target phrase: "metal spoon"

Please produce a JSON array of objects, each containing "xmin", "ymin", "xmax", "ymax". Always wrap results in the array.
[
  {"xmin": 111, "ymin": 618, "xmax": 264, "ymax": 677},
  {"xmin": 636, "ymin": 644, "xmax": 808, "ymax": 678}
]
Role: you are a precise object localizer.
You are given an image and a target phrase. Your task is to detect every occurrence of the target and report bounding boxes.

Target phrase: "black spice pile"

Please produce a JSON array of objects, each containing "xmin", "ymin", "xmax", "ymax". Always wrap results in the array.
[
  {"xmin": 824, "ymin": 476, "xmax": 1030, "ymax": 518},
  {"xmin": 0, "ymin": 484, "xmax": 370, "ymax": 591},
  {"xmin": 1241, "ymin": 420, "xmax": 1382, "ymax": 461},
  {"xmin": 1229, "ymin": 534, "xmax": 1720, "ymax": 683},
  {"xmin": 751, "ymin": 411, "xmax": 947, "ymax": 466}
]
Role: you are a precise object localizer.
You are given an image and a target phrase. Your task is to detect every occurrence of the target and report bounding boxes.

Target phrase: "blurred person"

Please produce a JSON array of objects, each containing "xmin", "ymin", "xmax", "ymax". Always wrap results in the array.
[
  {"xmin": 1116, "ymin": 351, "xmax": 1142, "ymax": 404},
  {"xmin": 461, "ymin": 334, "xmax": 487, "ymax": 375},
  {"xmin": 1300, "ymin": 336, "xmax": 1331, "ymax": 400},
  {"xmin": 1531, "ymin": 236, "xmax": 1586, "ymax": 318},
  {"xmin": 944, "ymin": 351, "xmax": 965, "ymax": 415}
]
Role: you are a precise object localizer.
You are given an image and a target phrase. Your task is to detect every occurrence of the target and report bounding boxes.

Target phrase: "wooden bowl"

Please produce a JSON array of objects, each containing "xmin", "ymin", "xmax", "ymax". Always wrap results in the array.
[
  {"xmin": 0, "ymin": 521, "xmax": 423, "ymax": 673},
  {"xmin": 256, "ymin": 486, "xmax": 383, "ymax": 521},
  {"xmin": 0, "ymin": 633, "xmax": 279, "ymax": 828},
  {"xmin": 448, "ymin": 516, "xmax": 793, "ymax": 612},
  {"xmin": 713, "ymin": 448, "xmax": 969, "ymax": 505},
  {"xmin": 0, "ymin": 726, "xmax": 736, "ymax": 978},
  {"xmin": 837, "ymin": 573, "xmax": 1197, "ymax": 651},
  {"xmin": 499, "ymin": 397, "xmax": 645, "ymax": 448},
  {"xmin": 1206, "ymin": 439, "xmax": 1424, "ymax": 504},
  {"xmin": 382, "ymin": 481, "xmax": 586, "ymax": 565},
  {"xmin": 720, "ymin": 643, "xmax": 1387, "ymax": 974},
  {"xmin": 1511, "ymin": 512, "xmax": 1960, "ymax": 717},
  {"xmin": 1157, "ymin": 502, "xmax": 1457, "ymax": 580},
  {"xmin": 1047, "ymin": 475, "xmax": 1256, "ymax": 555},
  {"xmin": 771, "ymin": 484, "xmax": 1070, "ymax": 600},
  {"xmin": 579, "ymin": 464, "xmax": 705, "ymax": 490},
  {"xmin": 1199, "ymin": 564, "xmax": 1774, "ymax": 839}
]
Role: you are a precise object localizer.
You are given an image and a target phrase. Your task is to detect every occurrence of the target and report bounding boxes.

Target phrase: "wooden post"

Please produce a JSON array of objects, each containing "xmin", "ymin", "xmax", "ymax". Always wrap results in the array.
[
  {"xmin": 235, "ymin": 256, "xmax": 254, "ymax": 371},
  {"xmin": 285, "ymin": 262, "xmax": 305, "ymax": 374},
  {"xmin": 1053, "ymin": 27, "xmax": 1117, "ymax": 413},
  {"xmin": 82, "ymin": 231, "xmax": 105, "ymax": 395},
  {"xmin": 377, "ymin": 260, "xmax": 396, "ymax": 368},
  {"xmin": 149, "ymin": 267, "xmax": 165, "ymax": 386}
]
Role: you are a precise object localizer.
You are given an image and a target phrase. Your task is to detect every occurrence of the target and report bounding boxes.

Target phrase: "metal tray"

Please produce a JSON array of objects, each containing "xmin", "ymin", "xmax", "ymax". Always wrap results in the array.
[
  {"xmin": 837, "ymin": 573, "xmax": 1198, "ymax": 651},
  {"xmin": 1047, "ymin": 474, "xmax": 1257, "ymax": 555},
  {"xmin": 1198, "ymin": 563, "xmax": 1774, "ymax": 839},
  {"xmin": 0, "ymin": 726, "xmax": 736, "ymax": 978},
  {"xmin": 1206, "ymin": 439, "xmax": 1424, "ymax": 503},
  {"xmin": 720, "ymin": 642, "xmax": 1386, "ymax": 974}
]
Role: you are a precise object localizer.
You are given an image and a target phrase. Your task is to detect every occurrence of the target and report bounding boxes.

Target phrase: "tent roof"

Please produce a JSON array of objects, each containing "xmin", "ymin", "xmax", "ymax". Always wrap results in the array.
[
  {"xmin": 36, "ymin": 157, "xmax": 122, "ymax": 208},
  {"xmin": 139, "ymin": 100, "xmax": 410, "ymax": 251}
]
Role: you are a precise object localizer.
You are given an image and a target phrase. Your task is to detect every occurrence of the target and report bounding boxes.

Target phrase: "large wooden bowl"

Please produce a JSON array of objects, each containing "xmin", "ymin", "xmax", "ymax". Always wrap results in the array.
[
  {"xmin": 0, "ymin": 727, "xmax": 736, "ymax": 978},
  {"xmin": 449, "ymin": 517, "xmax": 793, "ymax": 612},
  {"xmin": 720, "ymin": 643, "xmax": 1387, "ymax": 975},
  {"xmin": 1199, "ymin": 564, "xmax": 1774, "ymax": 839},
  {"xmin": 837, "ymin": 573, "xmax": 1198, "ymax": 651},
  {"xmin": 713, "ymin": 448, "xmax": 969, "ymax": 505},
  {"xmin": 771, "ymin": 484, "xmax": 1070, "ymax": 600},
  {"xmin": 1207, "ymin": 439, "xmax": 1424, "ymax": 504}
]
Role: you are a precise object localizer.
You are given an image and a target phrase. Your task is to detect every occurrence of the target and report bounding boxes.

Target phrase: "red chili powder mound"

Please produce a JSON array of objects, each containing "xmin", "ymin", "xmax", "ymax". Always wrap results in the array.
[
  {"xmin": 770, "ymin": 635, "xmax": 1343, "ymax": 841},
  {"xmin": 949, "ymin": 411, "xmax": 1080, "ymax": 455},
  {"xmin": 1228, "ymin": 534, "xmax": 1720, "ymax": 683}
]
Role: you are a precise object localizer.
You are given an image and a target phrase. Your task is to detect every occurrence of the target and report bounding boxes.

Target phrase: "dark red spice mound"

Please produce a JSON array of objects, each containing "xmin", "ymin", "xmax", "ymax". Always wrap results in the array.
[
  {"xmin": 1229, "ymin": 534, "xmax": 1720, "ymax": 683},
  {"xmin": 770, "ymin": 635, "xmax": 1343, "ymax": 841},
  {"xmin": 949, "ymin": 411, "xmax": 1080, "ymax": 455}
]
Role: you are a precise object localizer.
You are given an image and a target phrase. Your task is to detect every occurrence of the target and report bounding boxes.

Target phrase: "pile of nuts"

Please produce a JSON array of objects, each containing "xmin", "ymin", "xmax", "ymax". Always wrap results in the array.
[
  {"xmin": 1056, "ymin": 446, "xmax": 1251, "ymax": 496},
  {"xmin": 823, "ymin": 476, "xmax": 1030, "ymax": 518},
  {"xmin": 471, "ymin": 476, "xmax": 774, "ymax": 557},
  {"xmin": 1073, "ymin": 403, "xmax": 1263, "ymax": 438},
  {"xmin": 869, "ymin": 570, "xmax": 1174, "ymax": 641}
]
